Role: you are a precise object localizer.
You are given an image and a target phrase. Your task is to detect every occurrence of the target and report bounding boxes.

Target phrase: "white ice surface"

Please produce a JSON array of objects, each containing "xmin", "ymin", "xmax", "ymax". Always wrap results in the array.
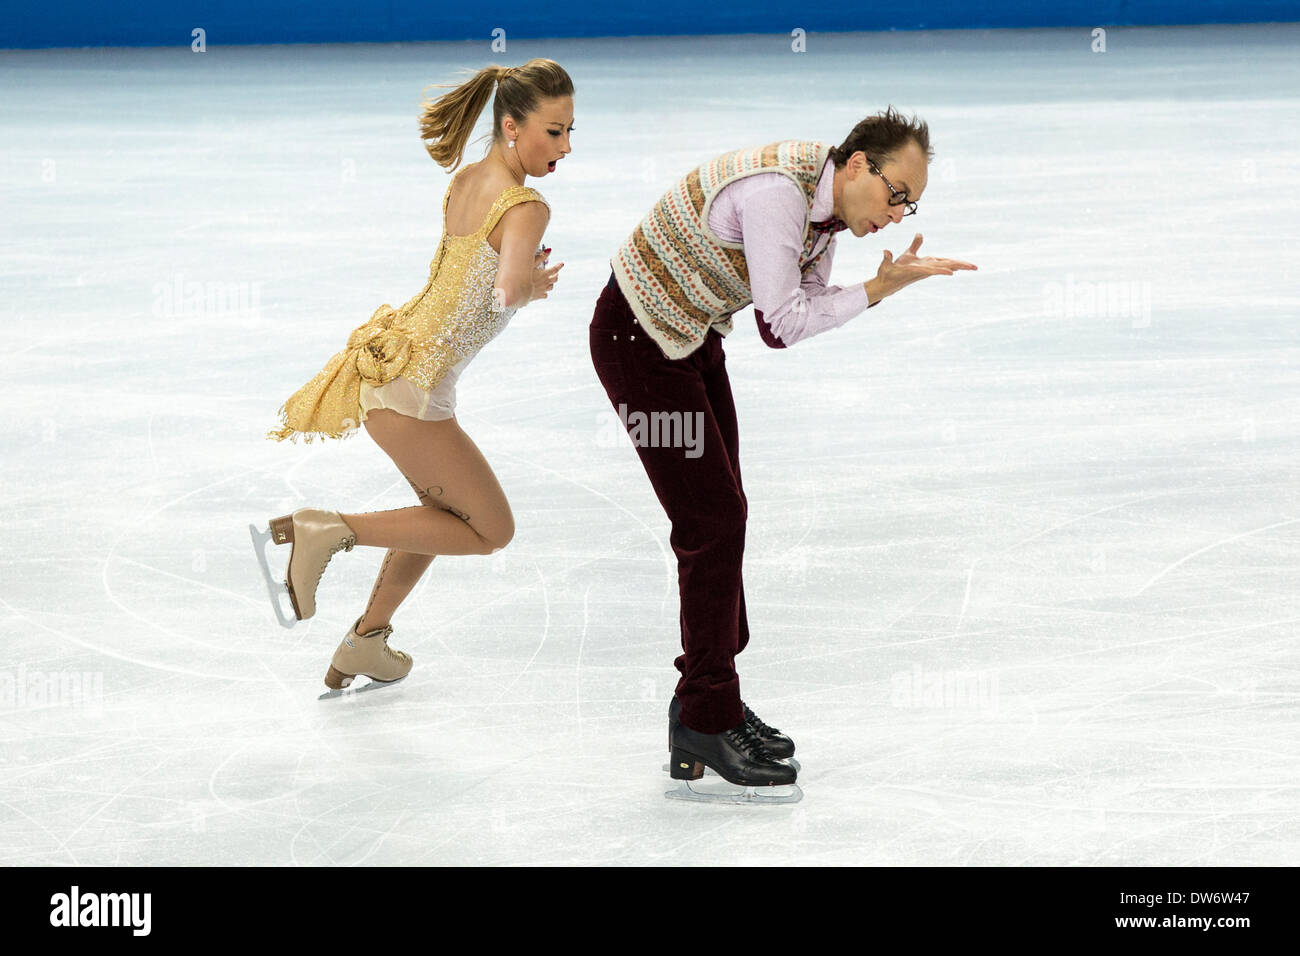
[{"xmin": 2, "ymin": 23, "xmax": 1299, "ymax": 865}]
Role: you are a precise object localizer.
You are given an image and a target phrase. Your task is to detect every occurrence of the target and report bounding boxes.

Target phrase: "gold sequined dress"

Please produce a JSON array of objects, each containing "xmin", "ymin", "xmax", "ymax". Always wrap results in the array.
[{"xmin": 268, "ymin": 170, "xmax": 548, "ymax": 442}]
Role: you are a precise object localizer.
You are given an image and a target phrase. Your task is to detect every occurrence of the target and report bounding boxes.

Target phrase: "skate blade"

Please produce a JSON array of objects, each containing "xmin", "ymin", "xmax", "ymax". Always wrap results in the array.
[
  {"xmin": 661, "ymin": 757, "xmax": 801, "ymax": 776},
  {"xmin": 249, "ymin": 522, "xmax": 297, "ymax": 629},
  {"xmin": 317, "ymin": 675, "xmax": 407, "ymax": 701},
  {"xmin": 664, "ymin": 779, "xmax": 803, "ymax": 805}
]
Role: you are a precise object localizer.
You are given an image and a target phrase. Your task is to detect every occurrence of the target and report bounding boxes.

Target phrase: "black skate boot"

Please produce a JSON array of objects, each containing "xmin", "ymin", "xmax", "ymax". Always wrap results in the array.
[
  {"xmin": 742, "ymin": 702, "xmax": 796, "ymax": 759},
  {"xmin": 667, "ymin": 719, "xmax": 800, "ymax": 805},
  {"xmin": 668, "ymin": 696, "xmax": 797, "ymax": 760}
]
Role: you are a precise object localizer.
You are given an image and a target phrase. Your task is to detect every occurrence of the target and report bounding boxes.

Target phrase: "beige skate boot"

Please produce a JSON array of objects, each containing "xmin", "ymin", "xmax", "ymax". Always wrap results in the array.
[
  {"xmin": 267, "ymin": 508, "xmax": 357, "ymax": 620},
  {"xmin": 324, "ymin": 618, "xmax": 413, "ymax": 691}
]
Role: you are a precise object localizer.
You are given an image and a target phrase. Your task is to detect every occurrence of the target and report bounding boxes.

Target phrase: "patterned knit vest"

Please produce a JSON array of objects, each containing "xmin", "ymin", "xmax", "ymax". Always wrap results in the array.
[{"xmin": 611, "ymin": 140, "xmax": 833, "ymax": 359}]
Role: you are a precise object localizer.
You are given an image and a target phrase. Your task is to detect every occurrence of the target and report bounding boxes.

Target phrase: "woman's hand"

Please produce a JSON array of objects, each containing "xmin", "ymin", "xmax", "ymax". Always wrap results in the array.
[
  {"xmin": 866, "ymin": 233, "xmax": 977, "ymax": 305},
  {"xmin": 528, "ymin": 246, "xmax": 564, "ymax": 303}
]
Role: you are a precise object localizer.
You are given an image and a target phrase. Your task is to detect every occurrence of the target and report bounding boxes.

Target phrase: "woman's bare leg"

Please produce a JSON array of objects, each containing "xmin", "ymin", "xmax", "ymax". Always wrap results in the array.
[
  {"xmin": 354, "ymin": 549, "xmax": 436, "ymax": 633},
  {"xmin": 354, "ymin": 476, "xmax": 437, "ymax": 634},
  {"xmin": 341, "ymin": 409, "xmax": 515, "ymax": 557}
]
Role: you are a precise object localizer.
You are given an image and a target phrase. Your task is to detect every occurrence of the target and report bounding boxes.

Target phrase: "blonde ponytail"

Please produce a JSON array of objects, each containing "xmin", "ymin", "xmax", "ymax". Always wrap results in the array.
[
  {"xmin": 418, "ymin": 59, "xmax": 575, "ymax": 171},
  {"xmin": 418, "ymin": 66, "xmax": 504, "ymax": 170}
]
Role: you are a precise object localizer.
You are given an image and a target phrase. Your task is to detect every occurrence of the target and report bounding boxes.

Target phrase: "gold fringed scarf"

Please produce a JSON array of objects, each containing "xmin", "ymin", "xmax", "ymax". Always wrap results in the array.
[{"xmin": 266, "ymin": 304, "xmax": 414, "ymax": 443}]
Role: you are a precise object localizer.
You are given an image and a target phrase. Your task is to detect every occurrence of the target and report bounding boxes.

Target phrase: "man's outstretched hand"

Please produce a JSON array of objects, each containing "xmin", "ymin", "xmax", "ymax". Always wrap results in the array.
[{"xmin": 866, "ymin": 233, "xmax": 977, "ymax": 305}]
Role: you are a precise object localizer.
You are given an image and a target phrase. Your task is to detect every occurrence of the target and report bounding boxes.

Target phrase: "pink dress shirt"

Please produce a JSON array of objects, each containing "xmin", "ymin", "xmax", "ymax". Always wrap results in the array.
[{"xmin": 706, "ymin": 157, "xmax": 874, "ymax": 347}]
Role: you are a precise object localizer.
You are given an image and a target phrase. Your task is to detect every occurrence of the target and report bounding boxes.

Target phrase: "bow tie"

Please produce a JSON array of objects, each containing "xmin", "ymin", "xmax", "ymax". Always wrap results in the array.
[{"xmin": 811, "ymin": 217, "xmax": 848, "ymax": 235}]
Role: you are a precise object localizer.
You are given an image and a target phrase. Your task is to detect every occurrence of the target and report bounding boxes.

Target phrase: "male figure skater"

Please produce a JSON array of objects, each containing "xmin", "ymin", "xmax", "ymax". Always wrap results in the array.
[{"xmin": 589, "ymin": 107, "xmax": 976, "ymax": 798}]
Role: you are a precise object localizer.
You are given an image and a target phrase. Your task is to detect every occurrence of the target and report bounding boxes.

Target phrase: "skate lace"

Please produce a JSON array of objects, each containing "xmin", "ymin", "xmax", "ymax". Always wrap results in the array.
[
  {"xmin": 381, "ymin": 632, "xmax": 409, "ymax": 663},
  {"xmin": 353, "ymin": 623, "xmax": 409, "ymax": 662},
  {"xmin": 726, "ymin": 720, "xmax": 778, "ymax": 762},
  {"xmin": 372, "ymin": 627, "xmax": 409, "ymax": 663},
  {"xmin": 312, "ymin": 535, "xmax": 356, "ymax": 592},
  {"xmin": 743, "ymin": 702, "xmax": 781, "ymax": 739}
]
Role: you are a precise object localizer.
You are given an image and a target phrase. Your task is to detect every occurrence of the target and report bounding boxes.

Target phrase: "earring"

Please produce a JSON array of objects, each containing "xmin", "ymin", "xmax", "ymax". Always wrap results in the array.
[{"xmin": 507, "ymin": 140, "xmax": 516, "ymax": 149}]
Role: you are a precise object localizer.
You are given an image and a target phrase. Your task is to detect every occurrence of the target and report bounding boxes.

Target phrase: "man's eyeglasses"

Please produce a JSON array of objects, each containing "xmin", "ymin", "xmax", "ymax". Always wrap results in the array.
[{"xmin": 865, "ymin": 156, "xmax": 918, "ymax": 216}]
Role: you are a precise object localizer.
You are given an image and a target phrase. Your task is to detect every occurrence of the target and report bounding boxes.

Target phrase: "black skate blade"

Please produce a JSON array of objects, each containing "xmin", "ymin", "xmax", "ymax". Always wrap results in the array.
[
  {"xmin": 317, "ymin": 675, "xmax": 407, "ymax": 701},
  {"xmin": 664, "ymin": 779, "xmax": 803, "ymax": 806},
  {"xmin": 249, "ymin": 522, "xmax": 297, "ymax": 629},
  {"xmin": 661, "ymin": 757, "xmax": 801, "ymax": 776}
]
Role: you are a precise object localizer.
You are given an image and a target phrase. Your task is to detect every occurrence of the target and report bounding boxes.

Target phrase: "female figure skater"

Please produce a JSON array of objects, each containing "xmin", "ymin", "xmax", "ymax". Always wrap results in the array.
[
  {"xmin": 257, "ymin": 59, "xmax": 574, "ymax": 694},
  {"xmin": 590, "ymin": 107, "xmax": 976, "ymax": 800}
]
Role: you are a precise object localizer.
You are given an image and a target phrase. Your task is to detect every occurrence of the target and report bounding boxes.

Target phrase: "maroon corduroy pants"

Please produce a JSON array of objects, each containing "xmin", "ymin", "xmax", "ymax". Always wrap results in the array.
[{"xmin": 589, "ymin": 273, "xmax": 749, "ymax": 735}]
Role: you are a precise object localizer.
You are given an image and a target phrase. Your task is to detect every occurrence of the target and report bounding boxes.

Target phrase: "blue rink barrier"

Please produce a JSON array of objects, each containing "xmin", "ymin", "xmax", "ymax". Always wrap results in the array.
[{"xmin": 4, "ymin": 0, "xmax": 1299, "ymax": 50}]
